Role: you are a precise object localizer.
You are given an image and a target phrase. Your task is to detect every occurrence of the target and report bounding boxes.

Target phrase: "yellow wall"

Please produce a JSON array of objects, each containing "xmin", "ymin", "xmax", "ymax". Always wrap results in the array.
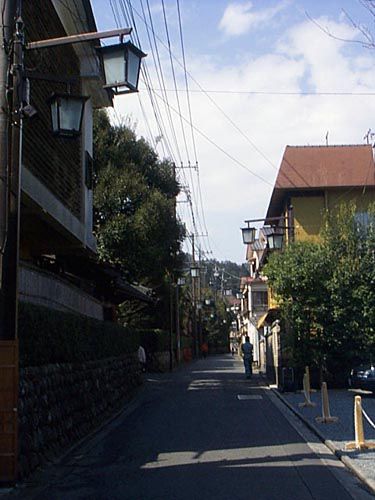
[
  {"xmin": 292, "ymin": 188, "xmax": 375, "ymax": 242},
  {"xmin": 291, "ymin": 196, "xmax": 325, "ymax": 242},
  {"xmin": 268, "ymin": 287, "xmax": 279, "ymax": 309},
  {"xmin": 327, "ymin": 189, "xmax": 375, "ymax": 214}
]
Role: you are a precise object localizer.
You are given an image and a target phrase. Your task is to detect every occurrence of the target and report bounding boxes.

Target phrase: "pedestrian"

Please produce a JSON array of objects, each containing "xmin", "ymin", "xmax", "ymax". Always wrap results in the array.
[
  {"xmin": 201, "ymin": 342, "xmax": 208, "ymax": 359},
  {"xmin": 241, "ymin": 336, "xmax": 253, "ymax": 379},
  {"xmin": 231, "ymin": 347, "xmax": 235, "ymax": 356},
  {"xmin": 138, "ymin": 345, "xmax": 146, "ymax": 372}
]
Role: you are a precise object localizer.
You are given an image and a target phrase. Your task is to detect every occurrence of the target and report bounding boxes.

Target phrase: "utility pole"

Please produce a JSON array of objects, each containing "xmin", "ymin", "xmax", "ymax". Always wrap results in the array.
[
  {"xmin": 169, "ymin": 274, "xmax": 174, "ymax": 371},
  {"xmin": 176, "ymin": 280, "xmax": 181, "ymax": 364},
  {"xmin": 0, "ymin": 0, "xmax": 22, "ymax": 484},
  {"xmin": 191, "ymin": 233, "xmax": 198, "ymax": 357}
]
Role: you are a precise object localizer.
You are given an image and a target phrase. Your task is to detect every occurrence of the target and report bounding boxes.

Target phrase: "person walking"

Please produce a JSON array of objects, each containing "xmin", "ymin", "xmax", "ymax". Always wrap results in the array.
[{"xmin": 241, "ymin": 336, "xmax": 253, "ymax": 379}]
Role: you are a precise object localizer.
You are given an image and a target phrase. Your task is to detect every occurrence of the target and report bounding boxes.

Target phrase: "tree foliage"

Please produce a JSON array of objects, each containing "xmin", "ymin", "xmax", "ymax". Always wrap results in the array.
[
  {"xmin": 264, "ymin": 203, "xmax": 375, "ymax": 376},
  {"xmin": 93, "ymin": 110, "xmax": 185, "ymax": 287}
]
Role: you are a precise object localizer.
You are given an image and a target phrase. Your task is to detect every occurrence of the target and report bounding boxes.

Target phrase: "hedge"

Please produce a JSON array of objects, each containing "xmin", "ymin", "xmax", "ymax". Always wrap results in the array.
[
  {"xmin": 18, "ymin": 302, "xmax": 140, "ymax": 367},
  {"xmin": 18, "ymin": 303, "xmax": 176, "ymax": 367}
]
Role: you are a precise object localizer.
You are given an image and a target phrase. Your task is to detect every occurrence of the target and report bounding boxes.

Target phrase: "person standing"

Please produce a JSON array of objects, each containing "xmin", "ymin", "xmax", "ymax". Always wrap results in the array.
[
  {"xmin": 241, "ymin": 336, "xmax": 253, "ymax": 379},
  {"xmin": 201, "ymin": 341, "xmax": 209, "ymax": 359},
  {"xmin": 138, "ymin": 345, "xmax": 146, "ymax": 372}
]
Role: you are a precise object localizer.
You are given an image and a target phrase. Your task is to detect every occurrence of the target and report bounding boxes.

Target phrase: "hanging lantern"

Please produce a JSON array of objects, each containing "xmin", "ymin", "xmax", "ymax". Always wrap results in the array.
[
  {"xmin": 48, "ymin": 93, "xmax": 88, "ymax": 137},
  {"xmin": 241, "ymin": 226, "xmax": 256, "ymax": 244},
  {"xmin": 267, "ymin": 229, "xmax": 284, "ymax": 249},
  {"xmin": 190, "ymin": 266, "xmax": 199, "ymax": 278},
  {"xmin": 97, "ymin": 41, "xmax": 146, "ymax": 94}
]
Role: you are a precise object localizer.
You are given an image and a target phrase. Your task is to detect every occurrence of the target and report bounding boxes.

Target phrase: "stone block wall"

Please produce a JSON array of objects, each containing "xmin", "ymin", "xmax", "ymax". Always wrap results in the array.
[{"xmin": 18, "ymin": 354, "xmax": 142, "ymax": 478}]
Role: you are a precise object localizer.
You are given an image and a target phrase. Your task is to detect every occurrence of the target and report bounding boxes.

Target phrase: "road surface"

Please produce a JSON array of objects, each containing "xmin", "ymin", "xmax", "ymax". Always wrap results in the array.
[{"xmin": 5, "ymin": 355, "xmax": 374, "ymax": 499}]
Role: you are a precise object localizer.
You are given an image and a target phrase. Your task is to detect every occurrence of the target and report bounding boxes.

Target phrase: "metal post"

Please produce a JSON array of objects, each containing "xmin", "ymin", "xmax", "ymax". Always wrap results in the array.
[
  {"xmin": 169, "ymin": 277, "xmax": 174, "ymax": 372},
  {"xmin": 191, "ymin": 233, "xmax": 198, "ymax": 357},
  {"xmin": 176, "ymin": 283, "xmax": 181, "ymax": 364}
]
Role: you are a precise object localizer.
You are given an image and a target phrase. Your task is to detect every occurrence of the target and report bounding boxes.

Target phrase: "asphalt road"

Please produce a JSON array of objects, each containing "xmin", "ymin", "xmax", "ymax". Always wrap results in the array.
[{"xmin": 5, "ymin": 355, "xmax": 375, "ymax": 500}]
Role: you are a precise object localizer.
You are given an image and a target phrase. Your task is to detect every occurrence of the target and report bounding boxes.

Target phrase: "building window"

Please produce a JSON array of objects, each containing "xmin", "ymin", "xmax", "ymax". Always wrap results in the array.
[{"xmin": 252, "ymin": 291, "xmax": 268, "ymax": 309}]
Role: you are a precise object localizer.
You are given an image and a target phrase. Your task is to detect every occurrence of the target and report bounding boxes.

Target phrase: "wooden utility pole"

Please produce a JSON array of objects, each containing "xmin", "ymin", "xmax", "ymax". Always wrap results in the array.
[{"xmin": 191, "ymin": 233, "xmax": 198, "ymax": 357}]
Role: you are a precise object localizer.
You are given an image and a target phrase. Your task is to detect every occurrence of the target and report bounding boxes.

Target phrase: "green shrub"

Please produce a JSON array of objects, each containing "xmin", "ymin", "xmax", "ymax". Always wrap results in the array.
[{"xmin": 18, "ymin": 302, "xmax": 139, "ymax": 367}]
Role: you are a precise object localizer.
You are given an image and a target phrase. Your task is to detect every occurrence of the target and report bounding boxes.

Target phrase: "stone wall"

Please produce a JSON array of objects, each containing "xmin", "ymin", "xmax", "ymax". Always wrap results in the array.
[{"xmin": 18, "ymin": 354, "xmax": 142, "ymax": 478}]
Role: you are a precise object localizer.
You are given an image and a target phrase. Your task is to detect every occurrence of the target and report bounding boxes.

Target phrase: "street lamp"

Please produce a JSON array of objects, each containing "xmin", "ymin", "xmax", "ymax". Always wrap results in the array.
[
  {"xmin": 190, "ymin": 266, "xmax": 199, "ymax": 278},
  {"xmin": 48, "ymin": 93, "xmax": 88, "ymax": 137},
  {"xmin": 266, "ymin": 228, "xmax": 284, "ymax": 250},
  {"xmin": 240, "ymin": 208, "xmax": 294, "ymax": 250},
  {"xmin": 241, "ymin": 226, "xmax": 256, "ymax": 244},
  {"xmin": 97, "ymin": 41, "xmax": 146, "ymax": 94}
]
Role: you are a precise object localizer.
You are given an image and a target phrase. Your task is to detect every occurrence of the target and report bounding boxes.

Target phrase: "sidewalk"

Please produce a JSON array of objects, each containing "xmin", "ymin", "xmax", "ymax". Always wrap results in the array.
[{"xmin": 270, "ymin": 382, "xmax": 375, "ymax": 494}]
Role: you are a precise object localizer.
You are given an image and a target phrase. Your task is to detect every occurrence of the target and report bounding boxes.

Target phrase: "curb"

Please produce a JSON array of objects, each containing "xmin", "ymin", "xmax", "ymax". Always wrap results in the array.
[{"xmin": 270, "ymin": 386, "xmax": 375, "ymax": 496}]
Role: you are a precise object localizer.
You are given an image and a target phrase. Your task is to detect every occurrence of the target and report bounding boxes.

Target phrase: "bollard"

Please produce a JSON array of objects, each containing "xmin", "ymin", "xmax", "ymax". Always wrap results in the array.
[
  {"xmin": 315, "ymin": 382, "xmax": 338, "ymax": 423},
  {"xmin": 346, "ymin": 396, "xmax": 375, "ymax": 450},
  {"xmin": 299, "ymin": 373, "xmax": 316, "ymax": 407}
]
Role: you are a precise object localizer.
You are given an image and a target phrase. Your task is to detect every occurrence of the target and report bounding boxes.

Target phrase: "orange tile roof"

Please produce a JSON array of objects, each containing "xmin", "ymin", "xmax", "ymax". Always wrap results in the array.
[
  {"xmin": 266, "ymin": 144, "xmax": 375, "ymax": 218},
  {"xmin": 276, "ymin": 144, "xmax": 375, "ymax": 189}
]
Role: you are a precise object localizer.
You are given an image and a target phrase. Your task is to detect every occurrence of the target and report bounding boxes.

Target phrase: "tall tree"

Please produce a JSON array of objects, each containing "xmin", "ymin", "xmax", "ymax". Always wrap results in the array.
[{"xmin": 93, "ymin": 110, "xmax": 185, "ymax": 287}]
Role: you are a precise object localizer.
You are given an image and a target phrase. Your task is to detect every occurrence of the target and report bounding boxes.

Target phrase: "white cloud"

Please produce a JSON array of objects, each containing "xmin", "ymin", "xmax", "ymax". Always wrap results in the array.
[
  {"xmin": 111, "ymin": 13, "xmax": 375, "ymax": 262},
  {"xmin": 219, "ymin": 1, "xmax": 289, "ymax": 36}
]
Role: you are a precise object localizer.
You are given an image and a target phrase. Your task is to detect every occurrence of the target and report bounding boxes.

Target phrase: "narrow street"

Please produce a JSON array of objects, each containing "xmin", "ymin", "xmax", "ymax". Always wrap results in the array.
[{"xmin": 7, "ymin": 355, "xmax": 374, "ymax": 500}]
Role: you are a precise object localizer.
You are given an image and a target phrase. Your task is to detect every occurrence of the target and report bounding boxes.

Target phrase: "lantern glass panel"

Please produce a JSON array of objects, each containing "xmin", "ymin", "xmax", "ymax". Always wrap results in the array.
[
  {"xmin": 59, "ymin": 97, "xmax": 84, "ymax": 134},
  {"xmin": 241, "ymin": 227, "xmax": 256, "ymax": 244},
  {"xmin": 191, "ymin": 268, "xmax": 199, "ymax": 278},
  {"xmin": 267, "ymin": 232, "xmax": 283, "ymax": 249},
  {"xmin": 126, "ymin": 48, "xmax": 141, "ymax": 89},
  {"xmin": 102, "ymin": 46, "xmax": 125, "ymax": 87}
]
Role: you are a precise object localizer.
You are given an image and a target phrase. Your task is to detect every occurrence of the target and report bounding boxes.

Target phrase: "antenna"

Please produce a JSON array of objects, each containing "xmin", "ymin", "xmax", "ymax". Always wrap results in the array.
[{"xmin": 363, "ymin": 128, "xmax": 372, "ymax": 144}]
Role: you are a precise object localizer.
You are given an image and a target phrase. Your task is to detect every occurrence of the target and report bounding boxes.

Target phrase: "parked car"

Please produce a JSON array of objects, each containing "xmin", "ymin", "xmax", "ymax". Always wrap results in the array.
[{"xmin": 349, "ymin": 365, "xmax": 375, "ymax": 392}]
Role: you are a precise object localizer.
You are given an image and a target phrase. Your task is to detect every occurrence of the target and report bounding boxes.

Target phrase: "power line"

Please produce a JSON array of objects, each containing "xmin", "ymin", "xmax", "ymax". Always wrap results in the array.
[
  {"xmin": 143, "ymin": 0, "xmax": 182, "ymax": 163},
  {"xmin": 148, "ymin": 88, "xmax": 375, "ymax": 96},
  {"xmin": 152, "ymin": 89, "xmax": 274, "ymax": 186},
  {"xmin": 176, "ymin": 0, "xmax": 198, "ymax": 163},
  {"xmin": 174, "ymin": 0, "xmax": 211, "ymax": 255},
  {"xmin": 126, "ymin": 3, "xmax": 280, "ymax": 179},
  {"xmin": 161, "ymin": 0, "xmax": 189, "ymax": 162},
  {"xmin": 108, "ymin": 0, "xmax": 215, "ymax": 259},
  {"xmin": 120, "ymin": 0, "xmax": 178, "ymax": 163}
]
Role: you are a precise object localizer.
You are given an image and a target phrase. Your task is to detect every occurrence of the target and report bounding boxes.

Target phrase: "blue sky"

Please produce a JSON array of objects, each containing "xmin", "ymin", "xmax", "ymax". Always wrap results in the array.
[{"xmin": 91, "ymin": 0, "xmax": 375, "ymax": 263}]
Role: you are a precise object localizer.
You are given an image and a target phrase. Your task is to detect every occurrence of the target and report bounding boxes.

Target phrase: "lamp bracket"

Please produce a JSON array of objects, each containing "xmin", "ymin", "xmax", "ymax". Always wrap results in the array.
[
  {"xmin": 26, "ymin": 27, "xmax": 132, "ymax": 51},
  {"xmin": 244, "ymin": 215, "xmax": 286, "ymax": 224}
]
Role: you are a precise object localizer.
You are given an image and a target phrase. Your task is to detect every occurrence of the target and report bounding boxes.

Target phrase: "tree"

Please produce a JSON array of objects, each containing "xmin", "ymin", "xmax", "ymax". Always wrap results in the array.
[
  {"xmin": 93, "ymin": 110, "xmax": 185, "ymax": 286},
  {"xmin": 264, "ymin": 241, "xmax": 329, "ymax": 368},
  {"xmin": 322, "ymin": 203, "xmax": 375, "ymax": 371},
  {"xmin": 264, "ymin": 202, "xmax": 375, "ymax": 379},
  {"xmin": 93, "ymin": 110, "xmax": 186, "ymax": 329}
]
